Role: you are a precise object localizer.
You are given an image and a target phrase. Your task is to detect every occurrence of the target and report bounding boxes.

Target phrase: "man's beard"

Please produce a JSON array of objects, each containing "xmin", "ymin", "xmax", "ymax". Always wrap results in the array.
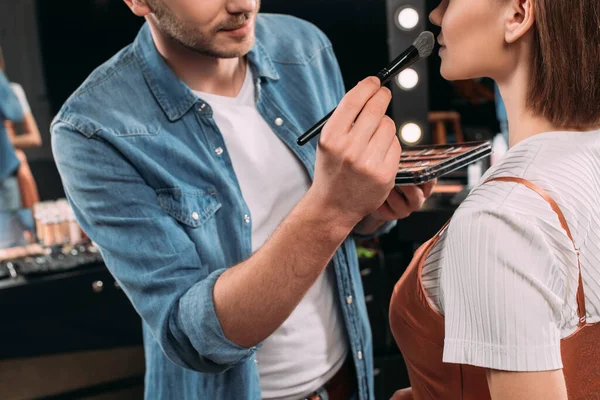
[{"xmin": 147, "ymin": 0, "xmax": 257, "ymax": 59}]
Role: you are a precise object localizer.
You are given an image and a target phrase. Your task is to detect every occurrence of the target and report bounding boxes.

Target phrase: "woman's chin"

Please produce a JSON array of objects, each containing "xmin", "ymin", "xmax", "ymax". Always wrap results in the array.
[{"xmin": 440, "ymin": 64, "xmax": 470, "ymax": 82}]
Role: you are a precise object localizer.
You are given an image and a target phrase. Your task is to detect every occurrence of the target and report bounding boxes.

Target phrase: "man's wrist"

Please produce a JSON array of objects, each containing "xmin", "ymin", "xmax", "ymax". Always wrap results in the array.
[{"xmin": 301, "ymin": 189, "xmax": 363, "ymax": 238}]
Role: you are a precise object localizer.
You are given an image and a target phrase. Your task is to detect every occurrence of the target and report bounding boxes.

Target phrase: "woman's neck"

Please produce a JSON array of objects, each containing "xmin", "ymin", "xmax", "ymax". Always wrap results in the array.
[
  {"xmin": 498, "ymin": 65, "xmax": 556, "ymax": 148},
  {"xmin": 499, "ymin": 65, "xmax": 600, "ymax": 148}
]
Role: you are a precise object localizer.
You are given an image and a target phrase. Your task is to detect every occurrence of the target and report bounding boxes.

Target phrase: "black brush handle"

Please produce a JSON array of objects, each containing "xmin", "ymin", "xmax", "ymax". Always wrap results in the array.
[
  {"xmin": 296, "ymin": 109, "xmax": 336, "ymax": 146},
  {"xmin": 297, "ymin": 46, "xmax": 419, "ymax": 147}
]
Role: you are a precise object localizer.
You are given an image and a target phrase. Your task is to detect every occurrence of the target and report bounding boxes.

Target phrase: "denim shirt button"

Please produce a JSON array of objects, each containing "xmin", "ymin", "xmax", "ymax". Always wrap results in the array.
[
  {"xmin": 244, "ymin": 215, "xmax": 251, "ymax": 224},
  {"xmin": 215, "ymin": 147, "xmax": 224, "ymax": 156},
  {"xmin": 274, "ymin": 117, "xmax": 284, "ymax": 126},
  {"xmin": 346, "ymin": 296, "xmax": 353, "ymax": 305},
  {"xmin": 191, "ymin": 212, "xmax": 200, "ymax": 221},
  {"xmin": 199, "ymin": 103, "xmax": 207, "ymax": 112},
  {"xmin": 357, "ymin": 351, "xmax": 363, "ymax": 360}
]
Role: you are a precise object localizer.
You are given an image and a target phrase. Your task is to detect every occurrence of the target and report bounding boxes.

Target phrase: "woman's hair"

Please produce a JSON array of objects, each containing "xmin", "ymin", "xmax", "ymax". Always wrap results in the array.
[{"xmin": 529, "ymin": 0, "xmax": 600, "ymax": 128}]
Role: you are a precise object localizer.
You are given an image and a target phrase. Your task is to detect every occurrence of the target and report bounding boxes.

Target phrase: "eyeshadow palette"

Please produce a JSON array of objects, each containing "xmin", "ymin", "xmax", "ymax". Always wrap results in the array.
[{"xmin": 396, "ymin": 141, "xmax": 492, "ymax": 185}]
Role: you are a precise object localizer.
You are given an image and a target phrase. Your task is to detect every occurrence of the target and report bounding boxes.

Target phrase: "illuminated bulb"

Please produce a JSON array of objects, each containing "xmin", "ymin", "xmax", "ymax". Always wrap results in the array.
[
  {"xmin": 400, "ymin": 123, "xmax": 422, "ymax": 144},
  {"xmin": 397, "ymin": 7, "xmax": 419, "ymax": 30},
  {"xmin": 396, "ymin": 68, "xmax": 419, "ymax": 90}
]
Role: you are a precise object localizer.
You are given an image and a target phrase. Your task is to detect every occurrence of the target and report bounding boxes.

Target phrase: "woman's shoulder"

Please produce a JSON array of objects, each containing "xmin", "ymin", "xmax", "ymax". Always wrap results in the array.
[
  {"xmin": 463, "ymin": 131, "xmax": 600, "ymax": 243},
  {"xmin": 480, "ymin": 130, "xmax": 600, "ymax": 190}
]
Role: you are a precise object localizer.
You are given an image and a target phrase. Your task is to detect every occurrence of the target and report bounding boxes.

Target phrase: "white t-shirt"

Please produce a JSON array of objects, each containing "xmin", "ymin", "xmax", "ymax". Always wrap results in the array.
[
  {"xmin": 10, "ymin": 83, "xmax": 31, "ymax": 115},
  {"xmin": 193, "ymin": 66, "xmax": 348, "ymax": 400},
  {"xmin": 421, "ymin": 130, "xmax": 600, "ymax": 372}
]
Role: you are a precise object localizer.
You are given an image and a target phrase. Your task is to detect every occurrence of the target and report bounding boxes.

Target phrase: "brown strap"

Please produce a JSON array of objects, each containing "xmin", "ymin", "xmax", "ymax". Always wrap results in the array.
[
  {"xmin": 435, "ymin": 220, "xmax": 452, "ymax": 239},
  {"xmin": 483, "ymin": 176, "xmax": 587, "ymax": 326}
]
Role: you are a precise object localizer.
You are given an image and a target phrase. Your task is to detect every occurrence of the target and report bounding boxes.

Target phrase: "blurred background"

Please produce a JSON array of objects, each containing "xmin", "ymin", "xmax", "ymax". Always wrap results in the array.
[{"xmin": 0, "ymin": 0, "xmax": 503, "ymax": 399}]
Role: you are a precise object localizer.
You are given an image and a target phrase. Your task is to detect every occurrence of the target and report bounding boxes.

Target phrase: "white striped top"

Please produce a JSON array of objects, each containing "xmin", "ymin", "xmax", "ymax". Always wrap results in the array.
[{"xmin": 421, "ymin": 130, "xmax": 600, "ymax": 372}]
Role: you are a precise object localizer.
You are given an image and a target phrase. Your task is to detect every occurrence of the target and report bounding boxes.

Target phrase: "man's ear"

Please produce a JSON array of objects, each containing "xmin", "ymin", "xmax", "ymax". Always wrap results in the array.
[
  {"xmin": 504, "ymin": 0, "xmax": 535, "ymax": 44},
  {"xmin": 123, "ymin": 0, "xmax": 153, "ymax": 17}
]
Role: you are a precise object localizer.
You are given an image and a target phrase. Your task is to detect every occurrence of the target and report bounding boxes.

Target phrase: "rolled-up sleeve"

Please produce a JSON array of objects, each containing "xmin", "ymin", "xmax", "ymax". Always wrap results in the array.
[{"xmin": 51, "ymin": 120, "xmax": 256, "ymax": 373}]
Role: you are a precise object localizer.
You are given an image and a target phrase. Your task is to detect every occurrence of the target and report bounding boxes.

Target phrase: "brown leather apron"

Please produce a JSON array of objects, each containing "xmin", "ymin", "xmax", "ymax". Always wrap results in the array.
[{"xmin": 389, "ymin": 177, "xmax": 600, "ymax": 399}]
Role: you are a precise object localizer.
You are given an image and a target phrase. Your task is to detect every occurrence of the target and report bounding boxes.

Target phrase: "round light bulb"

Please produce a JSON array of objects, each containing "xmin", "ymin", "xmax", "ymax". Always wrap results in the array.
[
  {"xmin": 396, "ymin": 68, "xmax": 419, "ymax": 90},
  {"xmin": 397, "ymin": 7, "xmax": 419, "ymax": 30},
  {"xmin": 400, "ymin": 123, "xmax": 423, "ymax": 144}
]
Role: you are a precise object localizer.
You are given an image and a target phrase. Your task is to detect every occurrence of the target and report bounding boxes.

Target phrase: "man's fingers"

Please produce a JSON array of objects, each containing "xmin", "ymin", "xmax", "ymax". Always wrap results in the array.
[
  {"xmin": 396, "ymin": 185, "xmax": 426, "ymax": 210},
  {"xmin": 361, "ymin": 115, "xmax": 398, "ymax": 162},
  {"xmin": 420, "ymin": 180, "xmax": 436, "ymax": 198},
  {"xmin": 350, "ymin": 86, "xmax": 392, "ymax": 143},
  {"xmin": 323, "ymin": 77, "xmax": 381, "ymax": 138},
  {"xmin": 385, "ymin": 189, "xmax": 412, "ymax": 219}
]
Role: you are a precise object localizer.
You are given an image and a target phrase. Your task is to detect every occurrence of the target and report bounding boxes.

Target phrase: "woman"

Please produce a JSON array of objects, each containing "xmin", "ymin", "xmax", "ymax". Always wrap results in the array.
[
  {"xmin": 390, "ymin": 0, "xmax": 600, "ymax": 399},
  {"xmin": 0, "ymin": 69, "xmax": 23, "ymax": 212},
  {"xmin": 0, "ymin": 46, "xmax": 41, "ymax": 209},
  {"xmin": 0, "ymin": 46, "xmax": 42, "ymax": 150}
]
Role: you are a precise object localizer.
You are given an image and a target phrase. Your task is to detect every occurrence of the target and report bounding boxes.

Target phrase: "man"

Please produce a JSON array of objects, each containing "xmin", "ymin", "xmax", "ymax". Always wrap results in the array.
[
  {"xmin": 52, "ymin": 1, "xmax": 433, "ymax": 399},
  {"xmin": 0, "ymin": 69, "xmax": 24, "ymax": 212}
]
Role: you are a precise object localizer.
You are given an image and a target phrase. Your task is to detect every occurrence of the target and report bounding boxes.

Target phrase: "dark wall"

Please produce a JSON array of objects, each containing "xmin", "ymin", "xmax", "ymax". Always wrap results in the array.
[
  {"xmin": 36, "ymin": 0, "xmax": 393, "ymax": 114},
  {"xmin": 36, "ymin": 0, "xmax": 143, "ymax": 117}
]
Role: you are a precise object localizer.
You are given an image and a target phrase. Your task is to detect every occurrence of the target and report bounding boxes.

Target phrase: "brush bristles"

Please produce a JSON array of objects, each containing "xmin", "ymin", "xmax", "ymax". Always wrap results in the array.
[{"xmin": 413, "ymin": 31, "xmax": 435, "ymax": 59}]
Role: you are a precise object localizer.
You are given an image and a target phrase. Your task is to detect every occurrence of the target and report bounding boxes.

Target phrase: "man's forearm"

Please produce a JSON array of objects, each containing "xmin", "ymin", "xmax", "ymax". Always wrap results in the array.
[{"xmin": 213, "ymin": 189, "xmax": 359, "ymax": 348}]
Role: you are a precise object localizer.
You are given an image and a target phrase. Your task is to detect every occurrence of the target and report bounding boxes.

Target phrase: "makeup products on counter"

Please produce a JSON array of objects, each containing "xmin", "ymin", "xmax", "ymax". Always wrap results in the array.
[{"xmin": 33, "ymin": 200, "xmax": 86, "ymax": 247}]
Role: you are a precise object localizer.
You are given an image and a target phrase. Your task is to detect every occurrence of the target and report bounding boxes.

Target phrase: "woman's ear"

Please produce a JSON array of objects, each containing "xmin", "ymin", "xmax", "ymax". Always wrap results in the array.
[
  {"xmin": 504, "ymin": 0, "xmax": 535, "ymax": 44},
  {"xmin": 122, "ymin": 0, "xmax": 153, "ymax": 17}
]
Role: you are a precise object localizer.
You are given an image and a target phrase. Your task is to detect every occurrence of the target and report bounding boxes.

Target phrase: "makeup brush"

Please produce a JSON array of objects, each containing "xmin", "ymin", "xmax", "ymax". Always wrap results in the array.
[{"xmin": 297, "ymin": 31, "xmax": 435, "ymax": 146}]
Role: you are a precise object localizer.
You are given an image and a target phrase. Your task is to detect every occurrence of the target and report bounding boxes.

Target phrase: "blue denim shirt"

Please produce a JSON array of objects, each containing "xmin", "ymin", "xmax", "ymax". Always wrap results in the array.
[
  {"xmin": 52, "ymin": 15, "xmax": 392, "ymax": 400},
  {"xmin": 0, "ymin": 70, "xmax": 23, "ymax": 180}
]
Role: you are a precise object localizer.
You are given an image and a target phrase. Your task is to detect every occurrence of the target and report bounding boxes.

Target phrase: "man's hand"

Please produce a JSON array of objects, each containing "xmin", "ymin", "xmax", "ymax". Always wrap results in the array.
[
  {"xmin": 307, "ymin": 76, "xmax": 402, "ymax": 232},
  {"xmin": 354, "ymin": 181, "xmax": 436, "ymax": 235}
]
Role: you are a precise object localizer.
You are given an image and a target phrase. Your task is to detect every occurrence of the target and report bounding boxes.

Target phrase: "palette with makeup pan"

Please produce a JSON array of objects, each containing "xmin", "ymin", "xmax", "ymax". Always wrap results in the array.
[{"xmin": 395, "ymin": 141, "xmax": 492, "ymax": 185}]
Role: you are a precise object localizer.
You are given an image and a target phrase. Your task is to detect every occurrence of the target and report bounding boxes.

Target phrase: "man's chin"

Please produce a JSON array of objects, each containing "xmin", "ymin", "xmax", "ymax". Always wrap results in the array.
[{"xmin": 212, "ymin": 36, "xmax": 256, "ymax": 59}]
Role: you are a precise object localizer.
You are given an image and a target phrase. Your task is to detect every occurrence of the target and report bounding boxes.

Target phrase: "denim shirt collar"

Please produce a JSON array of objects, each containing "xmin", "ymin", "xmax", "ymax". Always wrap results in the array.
[{"xmin": 133, "ymin": 23, "xmax": 280, "ymax": 122}]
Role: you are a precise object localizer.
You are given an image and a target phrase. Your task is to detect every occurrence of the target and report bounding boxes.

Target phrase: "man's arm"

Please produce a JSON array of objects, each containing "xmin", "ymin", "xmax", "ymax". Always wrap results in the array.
[
  {"xmin": 52, "ymin": 77, "xmax": 400, "ymax": 369},
  {"xmin": 53, "ymin": 127, "xmax": 351, "ymax": 367},
  {"xmin": 215, "ymin": 77, "xmax": 400, "ymax": 346},
  {"xmin": 0, "ymin": 72, "xmax": 23, "ymax": 123},
  {"xmin": 487, "ymin": 370, "xmax": 567, "ymax": 400}
]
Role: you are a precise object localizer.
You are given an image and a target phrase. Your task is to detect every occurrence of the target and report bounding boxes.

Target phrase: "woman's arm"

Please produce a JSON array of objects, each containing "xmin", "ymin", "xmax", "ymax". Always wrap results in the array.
[
  {"xmin": 6, "ymin": 112, "xmax": 42, "ymax": 149},
  {"xmin": 390, "ymin": 387, "xmax": 413, "ymax": 400},
  {"xmin": 487, "ymin": 369, "xmax": 567, "ymax": 400},
  {"xmin": 14, "ymin": 149, "xmax": 40, "ymax": 208}
]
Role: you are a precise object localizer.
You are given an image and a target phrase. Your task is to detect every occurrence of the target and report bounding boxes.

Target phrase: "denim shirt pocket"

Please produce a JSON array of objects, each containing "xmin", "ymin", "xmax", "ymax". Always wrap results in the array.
[{"xmin": 155, "ymin": 187, "xmax": 221, "ymax": 228}]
